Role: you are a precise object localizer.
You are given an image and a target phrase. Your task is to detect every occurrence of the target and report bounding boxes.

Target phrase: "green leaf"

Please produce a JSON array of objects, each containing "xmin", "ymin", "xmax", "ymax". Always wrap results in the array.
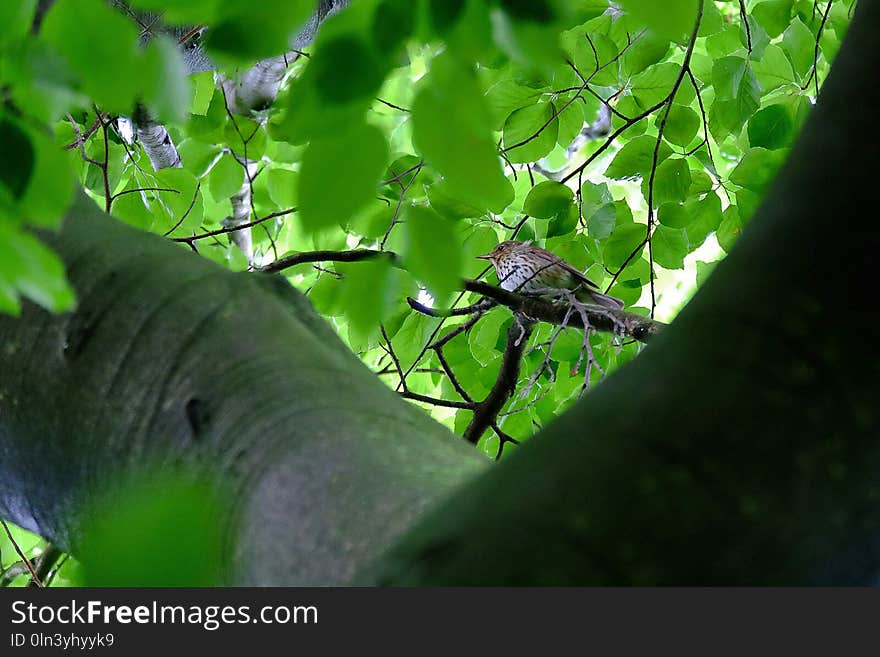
[
  {"xmin": 484, "ymin": 79, "xmax": 542, "ymax": 130},
  {"xmin": 0, "ymin": 225, "xmax": 76, "ymax": 313},
  {"xmin": 427, "ymin": 183, "xmax": 483, "ymax": 221},
  {"xmin": 111, "ymin": 187, "xmax": 155, "ymax": 231},
  {"xmin": 311, "ymin": 35, "xmax": 386, "ymax": 105},
  {"xmin": 621, "ymin": 32, "xmax": 670, "ymax": 77},
  {"xmin": 0, "ymin": 118, "xmax": 34, "ymax": 201},
  {"xmin": 695, "ymin": 259, "xmax": 718, "ymax": 287},
  {"xmin": 697, "ymin": 0, "xmax": 724, "ymax": 36},
  {"xmin": 605, "ymin": 135, "xmax": 672, "ymax": 180},
  {"xmin": 651, "ymin": 158, "xmax": 692, "ymax": 206},
  {"xmin": 685, "ymin": 192, "xmax": 723, "ymax": 247},
  {"xmin": 503, "ymin": 102, "xmax": 559, "ymax": 164},
  {"xmin": 717, "ymin": 206, "xmax": 743, "ymax": 252},
  {"xmin": 741, "ymin": 14, "xmax": 771, "ymax": 60},
  {"xmin": 208, "ymin": 155, "xmax": 244, "ymax": 202},
  {"xmin": 617, "ymin": 0, "xmax": 699, "ymax": 41},
  {"xmin": 428, "ymin": 0, "xmax": 467, "ymax": 34},
  {"xmin": 729, "ymin": 147, "xmax": 784, "ymax": 194},
  {"xmin": 782, "ymin": 16, "xmax": 815, "ymax": 78},
  {"xmin": 337, "ymin": 258, "xmax": 395, "ymax": 341},
  {"xmin": 523, "ymin": 181, "xmax": 573, "ymax": 219},
  {"xmin": 205, "ymin": 1, "xmax": 312, "ymax": 65},
  {"xmin": 748, "ymin": 104, "xmax": 793, "ymax": 150},
  {"xmin": 711, "ymin": 56, "xmax": 762, "ymax": 135},
  {"xmin": 657, "ymin": 202, "xmax": 690, "ymax": 229},
  {"xmin": 662, "ymin": 104, "xmax": 700, "ymax": 147},
  {"xmin": 753, "ymin": 0, "xmax": 794, "ymax": 38},
  {"xmin": 404, "ymin": 206, "xmax": 461, "ymax": 305},
  {"xmin": 751, "ymin": 44, "xmax": 797, "ymax": 94},
  {"xmin": 41, "ymin": 0, "xmax": 141, "ymax": 113},
  {"xmin": 630, "ymin": 62, "xmax": 680, "ymax": 108},
  {"xmin": 556, "ymin": 101, "xmax": 586, "ymax": 148},
  {"xmin": 580, "ymin": 180, "xmax": 613, "ymax": 208},
  {"xmin": 604, "ymin": 223, "xmax": 646, "ymax": 270},
  {"xmin": 572, "ymin": 31, "xmax": 619, "ymax": 86},
  {"xmin": 651, "ymin": 225, "xmax": 689, "ymax": 269},
  {"xmin": 587, "ymin": 202, "xmax": 617, "ymax": 239},
  {"xmin": 299, "ymin": 121, "xmax": 388, "ymax": 233},
  {"xmin": 412, "ymin": 54, "xmax": 513, "ymax": 214},
  {"xmin": 469, "ymin": 310, "xmax": 508, "ymax": 367},
  {"xmin": 142, "ymin": 37, "xmax": 189, "ymax": 124},
  {"xmin": 189, "ymin": 72, "xmax": 216, "ymax": 116},
  {"xmin": 155, "ymin": 168, "xmax": 203, "ymax": 232},
  {"xmin": 266, "ymin": 168, "xmax": 298, "ymax": 208},
  {"xmin": 547, "ymin": 205, "xmax": 579, "ymax": 237},
  {"xmin": 19, "ymin": 126, "xmax": 74, "ymax": 228},
  {"xmin": 0, "ymin": 0, "xmax": 36, "ymax": 49},
  {"xmin": 80, "ymin": 474, "xmax": 226, "ymax": 586}
]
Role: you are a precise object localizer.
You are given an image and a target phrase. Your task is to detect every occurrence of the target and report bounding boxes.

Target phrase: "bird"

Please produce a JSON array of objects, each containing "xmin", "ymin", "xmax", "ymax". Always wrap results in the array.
[{"xmin": 477, "ymin": 240, "xmax": 624, "ymax": 309}]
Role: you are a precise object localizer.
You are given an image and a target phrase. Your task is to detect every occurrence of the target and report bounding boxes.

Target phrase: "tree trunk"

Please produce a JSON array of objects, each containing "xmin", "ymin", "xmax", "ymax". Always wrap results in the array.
[
  {"xmin": 366, "ymin": 0, "xmax": 880, "ymax": 585},
  {"xmin": 0, "ymin": 192, "xmax": 486, "ymax": 585}
]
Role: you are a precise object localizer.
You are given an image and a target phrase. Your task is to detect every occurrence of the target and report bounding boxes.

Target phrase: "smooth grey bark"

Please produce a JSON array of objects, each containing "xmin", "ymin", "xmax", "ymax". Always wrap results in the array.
[
  {"xmin": 0, "ymin": 193, "xmax": 486, "ymax": 585},
  {"xmin": 366, "ymin": 0, "xmax": 880, "ymax": 585}
]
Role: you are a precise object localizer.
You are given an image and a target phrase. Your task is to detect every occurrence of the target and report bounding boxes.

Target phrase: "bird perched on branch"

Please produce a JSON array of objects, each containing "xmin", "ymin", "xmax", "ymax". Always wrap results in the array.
[{"xmin": 478, "ymin": 240, "xmax": 624, "ymax": 310}]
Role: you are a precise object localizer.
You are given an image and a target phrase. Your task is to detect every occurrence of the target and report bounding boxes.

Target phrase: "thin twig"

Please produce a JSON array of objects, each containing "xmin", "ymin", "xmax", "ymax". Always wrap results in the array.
[{"xmin": 1, "ymin": 519, "xmax": 42, "ymax": 587}]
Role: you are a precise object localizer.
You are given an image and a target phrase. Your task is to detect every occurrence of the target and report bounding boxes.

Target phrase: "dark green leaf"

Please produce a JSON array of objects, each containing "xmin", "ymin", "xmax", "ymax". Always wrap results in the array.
[
  {"xmin": 748, "ymin": 104, "xmax": 793, "ymax": 150},
  {"xmin": 0, "ymin": 118, "xmax": 34, "ymax": 200},
  {"xmin": 312, "ymin": 35, "xmax": 386, "ymax": 105}
]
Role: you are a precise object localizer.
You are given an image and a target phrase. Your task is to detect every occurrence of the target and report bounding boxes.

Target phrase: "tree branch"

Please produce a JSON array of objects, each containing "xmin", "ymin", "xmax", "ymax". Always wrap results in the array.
[
  {"xmin": 463, "ymin": 280, "xmax": 663, "ymax": 343},
  {"xmin": 258, "ymin": 249, "xmax": 398, "ymax": 274},
  {"xmin": 464, "ymin": 321, "xmax": 534, "ymax": 445}
]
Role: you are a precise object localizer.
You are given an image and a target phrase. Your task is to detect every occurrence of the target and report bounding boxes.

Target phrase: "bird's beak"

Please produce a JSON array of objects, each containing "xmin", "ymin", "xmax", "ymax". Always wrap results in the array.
[{"xmin": 476, "ymin": 253, "xmax": 492, "ymax": 260}]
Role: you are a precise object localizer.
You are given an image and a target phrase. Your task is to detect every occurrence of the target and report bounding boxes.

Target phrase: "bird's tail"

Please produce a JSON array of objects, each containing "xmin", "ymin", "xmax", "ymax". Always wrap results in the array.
[{"xmin": 576, "ymin": 288, "xmax": 625, "ymax": 310}]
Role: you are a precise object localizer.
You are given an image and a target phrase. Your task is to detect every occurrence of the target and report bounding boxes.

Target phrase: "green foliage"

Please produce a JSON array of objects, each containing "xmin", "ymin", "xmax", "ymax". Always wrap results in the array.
[
  {"xmin": 412, "ymin": 53, "xmax": 513, "ymax": 213},
  {"xmin": 404, "ymin": 206, "xmax": 462, "ymax": 306},
  {"xmin": 0, "ymin": 0, "xmax": 854, "ymax": 451},
  {"xmin": 523, "ymin": 181, "xmax": 573, "ymax": 219},
  {"xmin": 79, "ymin": 473, "xmax": 228, "ymax": 586},
  {"xmin": 299, "ymin": 121, "xmax": 388, "ymax": 232},
  {"xmin": 618, "ymin": 0, "xmax": 699, "ymax": 40}
]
